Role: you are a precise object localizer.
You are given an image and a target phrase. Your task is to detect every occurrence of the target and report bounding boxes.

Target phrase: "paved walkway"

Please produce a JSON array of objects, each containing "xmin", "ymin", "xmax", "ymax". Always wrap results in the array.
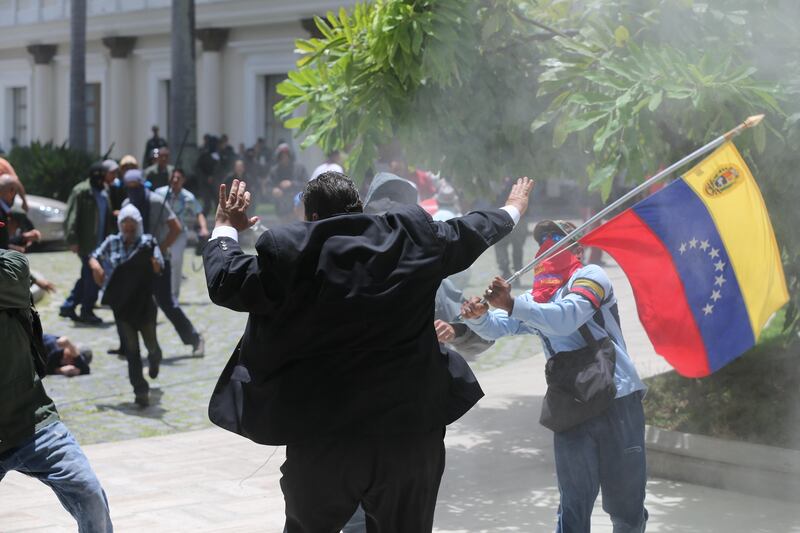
[{"xmin": 3, "ymin": 355, "xmax": 799, "ymax": 531}]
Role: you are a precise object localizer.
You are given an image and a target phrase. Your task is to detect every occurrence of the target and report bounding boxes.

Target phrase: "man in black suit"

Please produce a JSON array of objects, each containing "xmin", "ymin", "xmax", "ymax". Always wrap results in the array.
[{"xmin": 204, "ymin": 172, "xmax": 533, "ymax": 532}]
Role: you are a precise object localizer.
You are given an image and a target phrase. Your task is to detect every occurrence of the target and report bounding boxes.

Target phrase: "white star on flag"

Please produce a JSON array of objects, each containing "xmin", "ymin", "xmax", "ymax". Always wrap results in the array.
[
  {"xmin": 689, "ymin": 237, "xmax": 698, "ymax": 248},
  {"xmin": 679, "ymin": 243, "xmax": 687, "ymax": 254},
  {"xmin": 714, "ymin": 275, "xmax": 726, "ymax": 287},
  {"xmin": 703, "ymin": 303, "xmax": 714, "ymax": 315},
  {"xmin": 699, "ymin": 240, "xmax": 710, "ymax": 251},
  {"xmin": 714, "ymin": 260, "xmax": 725, "ymax": 272},
  {"xmin": 709, "ymin": 248, "xmax": 720, "ymax": 259},
  {"xmin": 711, "ymin": 290, "xmax": 722, "ymax": 302}
]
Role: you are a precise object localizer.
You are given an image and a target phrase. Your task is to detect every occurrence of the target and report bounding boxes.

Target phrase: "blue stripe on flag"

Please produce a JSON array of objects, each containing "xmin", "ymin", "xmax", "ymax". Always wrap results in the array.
[{"xmin": 632, "ymin": 179, "xmax": 755, "ymax": 371}]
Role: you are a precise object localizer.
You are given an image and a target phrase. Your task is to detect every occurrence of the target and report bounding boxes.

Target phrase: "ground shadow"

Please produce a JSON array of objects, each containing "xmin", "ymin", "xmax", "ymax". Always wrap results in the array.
[
  {"xmin": 96, "ymin": 388, "xmax": 167, "ymax": 419},
  {"xmin": 71, "ymin": 321, "xmax": 114, "ymax": 330},
  {"xmin": 160, "ymin": 354, "xmax": 200, "ymax": 365}
]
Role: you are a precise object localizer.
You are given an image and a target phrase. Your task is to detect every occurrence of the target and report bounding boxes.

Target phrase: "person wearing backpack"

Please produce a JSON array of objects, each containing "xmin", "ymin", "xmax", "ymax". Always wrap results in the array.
[
  {"xmin": 0, "ymin": 245, "xmax": 112, "ymax": 532},
  {"xmin": 461, "ymin": 219, "xmax": 648, "ymax": 533}
]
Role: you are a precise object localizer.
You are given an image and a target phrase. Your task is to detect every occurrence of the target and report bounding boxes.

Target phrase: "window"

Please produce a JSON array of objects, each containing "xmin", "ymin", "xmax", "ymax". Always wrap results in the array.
[
  {"xmin": 85, "ymin": 83, "xmax": 101, "ymax": 154},
  {"xmin": 11, "ymin": 87, "xmax": 27, "ymax": 147},
  {"xmin": 263, "ymin": 74, "xmax": 291, "ymax": 151}
]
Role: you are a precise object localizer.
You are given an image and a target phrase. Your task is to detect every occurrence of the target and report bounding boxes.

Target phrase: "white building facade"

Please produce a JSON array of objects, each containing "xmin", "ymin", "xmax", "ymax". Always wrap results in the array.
[{"xmin": 0, "ymin": 0, "xmax": 353, "ymax": 168}]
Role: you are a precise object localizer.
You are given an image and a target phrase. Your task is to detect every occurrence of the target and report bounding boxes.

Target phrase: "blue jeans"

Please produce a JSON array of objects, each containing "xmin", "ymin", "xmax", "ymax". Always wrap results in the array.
[
  {"xmin": 62, "ymin": 254, "xmax": 100, "ymax": 316},
  {"xmin": 554, "ymin": 392, "xmax": 648, "ymax": 533},
  {"xmin": 341, "ymin": 504, "xmax": 366, "ymax": 533},
  {"xmin": 0, "ymin": 421, "xmax": 113, "ymax": 532}
]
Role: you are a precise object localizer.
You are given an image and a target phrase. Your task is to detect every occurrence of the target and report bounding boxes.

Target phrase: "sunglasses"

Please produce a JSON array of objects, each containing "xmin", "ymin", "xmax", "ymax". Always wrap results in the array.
[{"xmin": 536, "ymin": 232, "xmax": 564, "ymax": 246}]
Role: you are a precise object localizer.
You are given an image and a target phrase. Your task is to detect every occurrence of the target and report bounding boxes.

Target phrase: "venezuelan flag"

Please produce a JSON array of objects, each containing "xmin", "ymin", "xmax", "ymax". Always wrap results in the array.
[{"xmin": 580, "ymin": 142, "xmax": 788, "ymax": 377}]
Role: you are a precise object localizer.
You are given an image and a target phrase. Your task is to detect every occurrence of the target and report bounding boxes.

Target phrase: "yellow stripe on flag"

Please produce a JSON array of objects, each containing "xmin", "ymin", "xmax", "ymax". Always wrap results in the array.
[{"xmin": 682, "ymin": 141, "xmax": 788, "ymax": 337}]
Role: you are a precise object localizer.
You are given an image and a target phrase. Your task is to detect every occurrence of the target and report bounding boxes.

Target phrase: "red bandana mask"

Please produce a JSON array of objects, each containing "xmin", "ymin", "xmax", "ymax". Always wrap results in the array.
[{"xmin": 531, "ymin": 237, "xmax": 583, "ymax": 303}]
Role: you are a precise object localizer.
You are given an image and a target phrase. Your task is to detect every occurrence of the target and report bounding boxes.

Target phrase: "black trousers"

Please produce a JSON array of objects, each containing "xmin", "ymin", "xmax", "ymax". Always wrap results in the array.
[
  {"xmin": 118, "ymin": 318, "xmax": 161, "ymax": 394},
  {"xmin": 281, "ymin": 428, "xmax": 446, "ymax": 533},
  {"xmin": 153, "ymin": 260, "xmax": 199, "ymax": 346}
]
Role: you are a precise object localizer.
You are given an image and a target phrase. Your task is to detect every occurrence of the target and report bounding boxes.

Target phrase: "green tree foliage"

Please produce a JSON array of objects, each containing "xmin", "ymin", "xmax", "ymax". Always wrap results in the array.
[{"xmin": 277, "ymin": 0, "xmax": 800, "ymax": 334}]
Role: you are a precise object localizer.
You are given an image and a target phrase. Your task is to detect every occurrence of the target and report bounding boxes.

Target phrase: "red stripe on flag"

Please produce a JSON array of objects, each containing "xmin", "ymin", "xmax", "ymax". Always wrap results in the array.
[{"xmin": 580, "ymin": 210, "xmax": 711, "ymax": 377}]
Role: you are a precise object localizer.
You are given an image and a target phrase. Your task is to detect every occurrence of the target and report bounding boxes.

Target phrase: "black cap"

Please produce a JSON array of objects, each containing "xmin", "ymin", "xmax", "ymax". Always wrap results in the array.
[{"xmin": 88, "ymin": 161, "xmax": 107, "ymax": 188}]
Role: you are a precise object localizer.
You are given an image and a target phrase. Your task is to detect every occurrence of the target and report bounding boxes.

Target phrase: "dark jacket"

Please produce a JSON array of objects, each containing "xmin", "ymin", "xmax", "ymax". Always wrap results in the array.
[
  {"xmin": 101, "ymin": 244, "xmax": 158, "ymax": 328},
  {"xmin": 143, "ymin": 135, "xmax": 167, "ymax": 166},
  {"xmin": 0, "ymin": 250, "xmax": 58, "ymax": 454},
  {"xmin": 204, "ymin": 205, "xmax": 514, "ymax": 445},
  {"xmin": 144, "ymin": 163, "xmax": 174, "ymax": 190},
  {"xmin": 64, "ymin": 179, "xmax": 114, "ymax": 256},
  {"xmin": 365, "ymin": 173, "xmax": 494, "ymax": 359}
]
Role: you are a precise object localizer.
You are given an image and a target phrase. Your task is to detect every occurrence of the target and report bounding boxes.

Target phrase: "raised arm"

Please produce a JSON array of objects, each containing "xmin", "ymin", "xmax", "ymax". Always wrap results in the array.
[
  {"xmin": 434, "ymin": 177, "xmax": 534, "ymax": 276},
  {"xmin": 485, "ymin": 265, "xmax": 610, "ymax": 337},
  {"xmin": 203, "ymin": 180, "xmax": 274, "ymax": 313}
]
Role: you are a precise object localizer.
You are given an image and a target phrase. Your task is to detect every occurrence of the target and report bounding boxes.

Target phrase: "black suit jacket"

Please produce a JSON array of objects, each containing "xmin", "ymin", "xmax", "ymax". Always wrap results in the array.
[{"xmin": 204, "ymin": 204, "xmax": 514, "ymax": 445}]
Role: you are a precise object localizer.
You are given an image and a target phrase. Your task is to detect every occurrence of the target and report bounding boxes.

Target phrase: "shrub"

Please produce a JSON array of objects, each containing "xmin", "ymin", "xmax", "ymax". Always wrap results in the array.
[{"xmin": 7, "ymin": 141, "xmax": 98, "ymax": 202}]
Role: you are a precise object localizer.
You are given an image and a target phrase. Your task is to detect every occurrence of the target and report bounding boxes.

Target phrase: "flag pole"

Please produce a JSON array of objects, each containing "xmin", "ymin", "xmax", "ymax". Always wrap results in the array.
[
  {"xmin": 502, "ymin": 114, "xmax": 765, "ymax": 285},
  {"xmin": 453, "ymin": 114, "xmax": 766, "ymax": 316}
]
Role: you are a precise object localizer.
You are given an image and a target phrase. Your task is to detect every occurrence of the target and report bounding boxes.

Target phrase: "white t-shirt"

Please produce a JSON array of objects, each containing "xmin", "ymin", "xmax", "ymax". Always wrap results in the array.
[{"xmin": 309, "ymin": 162, "xmax": 344, "ymax": 181}]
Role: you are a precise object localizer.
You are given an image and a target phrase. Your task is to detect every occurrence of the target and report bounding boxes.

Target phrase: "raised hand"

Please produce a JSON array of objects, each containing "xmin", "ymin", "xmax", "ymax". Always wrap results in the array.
[
  {"xmin": 216, "ymin": 179, "xmax": 260, "ymax": 232},
  {"xmin": 504, "ymin": 177, "xmax": 535, "ymax": 217}
]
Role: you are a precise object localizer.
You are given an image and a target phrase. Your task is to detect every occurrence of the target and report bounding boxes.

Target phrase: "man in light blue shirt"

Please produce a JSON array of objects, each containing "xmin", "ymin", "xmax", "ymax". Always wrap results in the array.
[
  {"xmin": 461, "ymin": 219, "xmax": 648, "ymax": 533},
  {"xmin": 156, "ymin": 168, "xmax": 209, "ymax": 300}
]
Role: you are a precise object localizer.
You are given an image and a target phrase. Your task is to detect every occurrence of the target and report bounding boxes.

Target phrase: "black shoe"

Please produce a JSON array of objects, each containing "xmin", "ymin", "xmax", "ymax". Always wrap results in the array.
[
  {"xmin": 107, "ymin": 347, "xmax": 124, "ymax": 355},
  {"xmin": 148, "ymin": 356, "xmax": 161, "ymax": 379},
  {"xmin": 134, "ymin": 391, "xmax": 150, "ymax": 408},
  {"xmin": 77, "ymin": 312, "xmax": 103, "ymax": 325},
  {"xmin": 59, "ymin": 307, "xmax": 80, "ymax": 321}
]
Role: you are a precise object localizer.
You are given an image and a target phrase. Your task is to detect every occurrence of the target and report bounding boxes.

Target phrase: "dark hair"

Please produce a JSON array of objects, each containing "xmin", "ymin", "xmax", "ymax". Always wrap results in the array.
[
  {"xmin": 303, "ymin": 171, "xmax": 363, "ymax": 221},
  {"xmin": 172, "ymin": 167, "xmax": 186, "ymax": 178}
]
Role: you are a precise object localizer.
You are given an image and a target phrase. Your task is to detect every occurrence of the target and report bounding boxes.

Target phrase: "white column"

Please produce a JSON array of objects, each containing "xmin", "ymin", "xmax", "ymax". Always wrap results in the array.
[
  {"xmin": 102, "ymin": 37, "xmax": 136, "ymax": 158},
  {"xmin": 108, "ymin": 57, "xmax": 130, "ymax": 157},
  {"xmin": 199, "ymin": 50, "xmax": 222, "ymax": 137},
  {"xmin": 27, "ymin": 44, "xmax": 57, "ymax": 143},
  {"xmin": 196, "ymin": 28, "xmax": 228, "ymax": 141},
  {"xmin": 32, "ymin": 63, "xmax": 54, "ymax": 143}
]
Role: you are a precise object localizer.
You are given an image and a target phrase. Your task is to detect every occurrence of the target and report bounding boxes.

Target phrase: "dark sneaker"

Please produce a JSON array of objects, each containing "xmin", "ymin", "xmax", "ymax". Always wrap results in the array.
[
  {"xmin": 107, "ymin": 347, "xmax": 124, "ymax": 355},
  {"xmin": 78, "ymin": 312, "xmax": 103, "ymax": 326},
  {"xmin": 148, "ymin": 355, "xmax": 161, "ymax": 379},
  {"xmin": 59, "ymin": 307, "xmax": 79, "ymax": 321},
  {"xmin": 192, "ymin": 335, "xmax": 205, "ymax": 358},
  {"xmin": 134, "ymin": 391, "xmax": 150, "ymax": 408}
]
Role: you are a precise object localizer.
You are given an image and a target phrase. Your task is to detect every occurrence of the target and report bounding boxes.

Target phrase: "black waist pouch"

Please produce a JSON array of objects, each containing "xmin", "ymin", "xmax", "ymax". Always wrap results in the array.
[{"xmin": 539, "ymin": 324, "xmax": 617, "ymax": 433}]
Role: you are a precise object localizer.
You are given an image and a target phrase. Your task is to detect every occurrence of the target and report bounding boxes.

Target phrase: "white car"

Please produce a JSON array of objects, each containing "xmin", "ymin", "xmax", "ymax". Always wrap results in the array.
[{"xmin": 13, "ymin": 194, "xmax": 67, "ymax": 245}]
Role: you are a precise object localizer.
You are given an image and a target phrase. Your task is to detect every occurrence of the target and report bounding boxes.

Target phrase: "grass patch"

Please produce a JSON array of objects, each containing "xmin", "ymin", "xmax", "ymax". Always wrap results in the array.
[{"xmin": 643, "ymin": 327, "xmax": 800, "ymax": 450}]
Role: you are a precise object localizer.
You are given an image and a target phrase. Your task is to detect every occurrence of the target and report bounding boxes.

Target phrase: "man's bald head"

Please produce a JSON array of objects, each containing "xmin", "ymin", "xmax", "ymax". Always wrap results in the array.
[{"xmin": 0, "ymin": 174, "xmax": 16, "ymax": 203}]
